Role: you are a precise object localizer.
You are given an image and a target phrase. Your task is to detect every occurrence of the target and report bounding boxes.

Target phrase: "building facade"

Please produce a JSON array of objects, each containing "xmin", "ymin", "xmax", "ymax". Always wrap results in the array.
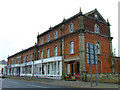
[{"xmin": 7, "ymin": 9, "xmax": 115, "ymax": 80}]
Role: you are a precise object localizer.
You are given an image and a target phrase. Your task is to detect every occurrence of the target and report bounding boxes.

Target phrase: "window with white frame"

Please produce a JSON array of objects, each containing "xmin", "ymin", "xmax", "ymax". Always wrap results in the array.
[
  {"xmin": 14, "ymin": 59, "xmax": 16, "ymax": 64},
  {"xmin": 69, "ymin": 41, "xmax": 74, "ymax": 54},
  {"xmin": 54, "ymin": 46, "xmax": 58, "ymax": 56},
  {"xmin": 94, "ymin": 24, "xmax": 99, "ymax": 33},
  {"xmin": 41, "ymin": 38, "xmax": 44, "ymax": 45},
  {"xmin": 30, "ymin": 53, "xmax": 32, "ymax": 61},
  {"xmin": 69, "ymin": 23, "xmax": 74, "ymax": 32},
  {"xmin": 41, "ymin": 50, "xmax": 43, "ymax": 59},
  {"xmin": 11, "ymin": 59, "xmax": 13, "ymax": 64},
  {"xmin": 17, "ymin": 57, "xmax": 19, "ymax": 64},
  {"xmin": 96, "ymin": 42, "xmax": 100, "ymax": 54},
  {"xmin": 54, "ymin": 31, "xmax": 58, "ymax": 39},
  {"xmin": 47, "ymin": 48, "xmax": 50, "ymax": 58},
  {"xmin": 47, "ymin": 34, "xmax": 50, "ymax": 42},
  {"xmin": 47, "ymin": 63, "xmax": 50, "ymax": 75}
]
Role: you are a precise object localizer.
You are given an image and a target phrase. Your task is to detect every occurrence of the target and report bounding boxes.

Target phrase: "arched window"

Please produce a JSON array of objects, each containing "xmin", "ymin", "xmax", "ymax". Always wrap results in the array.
[
  {"xmin": 69, "ymin": 23, "xmax": 74, "ymax": 32},
  {"xmin": 54, "ymin": 46, "xmax": 58, "ymax": 56},
  {"xmin": 96, "ymin": 42, "xmax": 100, "ymax": 54},
  {"xmin": 94, "ymin": 24, "xmax": 99, "ymax": 33},
  {"xmin": 69, "ymin": 41, "xmax": 74, "ymax": 54}
]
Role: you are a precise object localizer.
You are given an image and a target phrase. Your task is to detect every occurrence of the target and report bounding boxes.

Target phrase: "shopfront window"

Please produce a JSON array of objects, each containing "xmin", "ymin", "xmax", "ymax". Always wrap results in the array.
[{"xmin": 48, "ymin": 63, "xmax": 50, "ymax": 75}]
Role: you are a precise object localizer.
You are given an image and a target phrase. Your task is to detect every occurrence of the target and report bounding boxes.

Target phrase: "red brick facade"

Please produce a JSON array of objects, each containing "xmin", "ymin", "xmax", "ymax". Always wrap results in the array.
[{"xmin": 7, "ymin": 8, "xmax": 117, "ymax": 80}]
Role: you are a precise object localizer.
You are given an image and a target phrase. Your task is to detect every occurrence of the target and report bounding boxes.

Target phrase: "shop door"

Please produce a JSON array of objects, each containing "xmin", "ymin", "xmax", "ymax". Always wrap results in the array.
[
  {"xmin": 18, "ymin": 67, "xmax": 20, "ymax": 76},
  {"xmin": 70, "ymin": 63, "xmax": 75, "ymax": 79}
]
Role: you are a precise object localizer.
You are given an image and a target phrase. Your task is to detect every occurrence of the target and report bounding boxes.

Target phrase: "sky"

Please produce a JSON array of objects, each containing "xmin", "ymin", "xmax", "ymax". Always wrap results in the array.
[{"xmin": 0, "ymin": 0, "xmax": 119, "ymax": 61}]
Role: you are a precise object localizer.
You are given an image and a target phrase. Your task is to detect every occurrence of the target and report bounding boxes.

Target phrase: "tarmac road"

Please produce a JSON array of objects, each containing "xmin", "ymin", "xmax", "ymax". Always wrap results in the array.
[{"xmin": 2, "ymin": 78, "xmax": 67, "ymax": 88}]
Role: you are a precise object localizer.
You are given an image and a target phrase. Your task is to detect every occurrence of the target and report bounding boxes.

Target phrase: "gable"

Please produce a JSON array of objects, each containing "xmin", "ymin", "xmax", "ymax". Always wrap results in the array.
[{"xmin": 84, "ymin": 9, "xmax": 106, "ymax": 23}]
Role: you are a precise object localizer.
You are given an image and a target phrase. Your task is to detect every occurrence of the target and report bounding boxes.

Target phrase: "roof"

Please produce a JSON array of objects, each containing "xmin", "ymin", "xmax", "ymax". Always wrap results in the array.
[
  {"xmin": 8, "ymin": 45, "xmax": 36, "ymax": 59},
  {"xmin": 37, "ymin": 12, "xmax": 82, "ymax": 38},
  {"xmin": 37, "ymin": 9, "xmax": 108, "ymax": 38},
  {"xmin": 0, "ymin": 60, "xmax": 7, "ymax": 65}
]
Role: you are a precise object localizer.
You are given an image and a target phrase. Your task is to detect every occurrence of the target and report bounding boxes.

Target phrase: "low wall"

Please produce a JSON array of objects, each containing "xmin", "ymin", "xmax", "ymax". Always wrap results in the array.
[{"xmin": 82, "ymin": 73, "xmax": 119, "ymax": 84}]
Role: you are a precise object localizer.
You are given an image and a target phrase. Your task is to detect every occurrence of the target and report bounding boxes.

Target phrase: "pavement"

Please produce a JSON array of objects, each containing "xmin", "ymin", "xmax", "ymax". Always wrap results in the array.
[{"xmin": 4, "ymin": 76, "xmax": 119, "ymax": 89}]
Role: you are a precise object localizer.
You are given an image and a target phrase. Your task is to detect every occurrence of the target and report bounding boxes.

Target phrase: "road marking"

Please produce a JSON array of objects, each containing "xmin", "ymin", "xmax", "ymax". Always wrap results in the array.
[
  {"xmin": 28, "ymin": 84, "xmax": 48, "ymax": 88},
  {"xmin": 7, "ymin": 81, "xmax": 18, "ymax": 84}
]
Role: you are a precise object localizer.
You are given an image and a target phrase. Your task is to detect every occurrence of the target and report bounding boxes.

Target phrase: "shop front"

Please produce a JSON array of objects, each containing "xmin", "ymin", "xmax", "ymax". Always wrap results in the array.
[
  {"xmin": 11, "ymin": 64, "xmax": 20, "ymax": 76},
  {"xmin": 34, "ymin": 56, "xmax": 62, "ymax": 79},
  {"xmin": 7, "ymin": 65, "xmax": 11, "ymax": 75},
  {"xmin": 65, "ymin": 60, "xmax": 80, "ymax": 80},
  {"xmin": 20, "ymin": 61, "xmax": 33, "ymax": 77}
]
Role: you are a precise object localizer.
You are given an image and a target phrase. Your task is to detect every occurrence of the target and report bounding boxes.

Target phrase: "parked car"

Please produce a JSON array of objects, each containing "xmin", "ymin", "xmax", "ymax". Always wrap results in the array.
[{"xmin": 0, "ymin": 73, "xmax": 5, "ymax": 78}]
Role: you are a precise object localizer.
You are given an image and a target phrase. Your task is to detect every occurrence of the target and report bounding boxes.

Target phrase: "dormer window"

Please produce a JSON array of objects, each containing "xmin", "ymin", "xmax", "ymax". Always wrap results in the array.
[
  {"xmin": 69, "ymin": 23, "xmax": 74, "ymax": 32},
  {"xmin": 94, "ymin": 24, "xmax": 99, "ymax": 33}
]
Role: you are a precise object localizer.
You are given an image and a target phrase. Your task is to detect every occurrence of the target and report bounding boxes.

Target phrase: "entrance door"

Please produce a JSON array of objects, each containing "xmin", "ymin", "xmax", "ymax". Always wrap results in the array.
[
  {"xmin": 70, "ymin": 63, "xmax": 75, "ymax": 79},
  {"xmin": 18, "ymin": 67, "xmax": 20, "ymax": 76}
]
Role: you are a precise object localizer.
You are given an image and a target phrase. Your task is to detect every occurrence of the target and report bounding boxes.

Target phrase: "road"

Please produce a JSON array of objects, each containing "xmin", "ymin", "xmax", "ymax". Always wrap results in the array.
[
  {"xmin": 1, "ymin": 78, "xmax": 119, "ymax": 90},
  {"xmin": 2, "ymin": 78, "xmax": 67, "ymax": 88}
]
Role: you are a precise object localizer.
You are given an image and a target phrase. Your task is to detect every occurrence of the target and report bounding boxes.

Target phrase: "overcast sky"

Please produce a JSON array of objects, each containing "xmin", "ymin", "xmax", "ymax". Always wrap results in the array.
[{"xmin": 0, "ymin": 0, "xmax": 119, "ymax": 61}]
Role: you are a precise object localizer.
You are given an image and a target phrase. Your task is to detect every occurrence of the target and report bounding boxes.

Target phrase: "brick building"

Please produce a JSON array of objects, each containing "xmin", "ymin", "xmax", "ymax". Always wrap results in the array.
[{"xmin": 7, "ymin": 8, "xmax": 115, "ymax": 80}]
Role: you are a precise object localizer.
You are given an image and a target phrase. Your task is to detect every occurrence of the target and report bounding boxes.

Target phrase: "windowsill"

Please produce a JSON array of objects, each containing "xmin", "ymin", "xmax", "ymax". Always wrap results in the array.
[
  {"xmin": 69, "ymin": 53, "xmax": 74, "ymax": 55},
  {"xmin": 97, "ymin": 53, "xmax": 101, "ymax": 55}
]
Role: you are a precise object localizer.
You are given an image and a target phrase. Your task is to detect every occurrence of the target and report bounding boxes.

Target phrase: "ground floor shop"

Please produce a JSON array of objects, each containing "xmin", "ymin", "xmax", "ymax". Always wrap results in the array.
[
  {"xmin": 8, "ymin": 64, "xmax": 21, "ymax": 76},
  {"xmin": 7, "ymin": 56, "xmax": 62, "ymax": 79},
  {"xmin": 64, "ymin": 60, "xmax": 80, "ymax": 80},
  {"xmin": 20, "ymin": 61, "xmax": 33, "ymax": 77},
  {"xmin": 34, "ymin": 56, "xmax": 62, "ymax": 79}
]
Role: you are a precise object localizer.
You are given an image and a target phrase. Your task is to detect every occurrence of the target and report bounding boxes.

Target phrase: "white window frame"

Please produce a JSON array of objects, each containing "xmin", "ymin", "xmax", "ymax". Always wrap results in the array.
[
  {"xmin": 41, "ymin": 37, "xmax": 44, "ymax": 45},
  {"xmin": 96, "ymin": 42, "xmax": 100, "ymax": 54},
  {"xmin": 94, "ymin": 24, "xmax": 99, "ymax": 33},
  {"xmin": 70, "ymin": 41, "xmax": 74, "ymax": 54},
  {"xmin": 69, "ymin": 23, "xmax": 74, "ymax": 33},
  {"xmin": 30, "ymin": 53, "xmax": 32, "ymax": 61},
  {"xmin": 54, "ymin": 46, "xmax": 58, "ymax": 56},
  {"xmin": 47, "ymin": 34, "xmax": 50, "ymax": 42},
  {"xmin": 41, "ymin": 50, "xmax": 43, "ymax": 59},
  {"xmin": 17, "ymin": 57, "xmax": 19, "ymax": 64},
  {"xmin": 54, "ymin": 31, "xmax": 58, "ymax": 39},
  {"xmin": 47, "ymin": 48, "xmax": 50, "ymax": 58},
  {"xmin": 11, "ymin": 59, "xmax": 13, "ymax": 64}
]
